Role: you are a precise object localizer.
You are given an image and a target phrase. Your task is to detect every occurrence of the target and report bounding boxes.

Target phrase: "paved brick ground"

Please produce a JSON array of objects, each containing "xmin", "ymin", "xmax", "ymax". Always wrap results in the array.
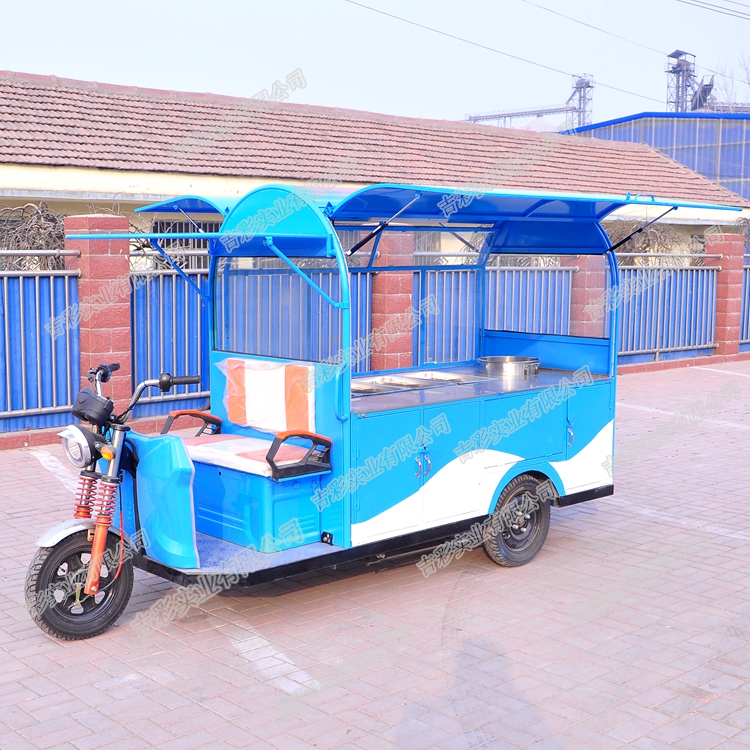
[{"xmin": 1, "ymin": 362, "xmax": 750, "ymax": 749}]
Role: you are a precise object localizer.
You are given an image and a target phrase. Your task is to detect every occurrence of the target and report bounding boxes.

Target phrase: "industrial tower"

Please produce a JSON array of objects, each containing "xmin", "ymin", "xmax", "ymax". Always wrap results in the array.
[
  {"xmin": 666, "ymin": 50, "xmax": 714, "ymax": 112},
  {"xmin": 467, "ymin": 75, "xmax": 594, "ymax": 130}
]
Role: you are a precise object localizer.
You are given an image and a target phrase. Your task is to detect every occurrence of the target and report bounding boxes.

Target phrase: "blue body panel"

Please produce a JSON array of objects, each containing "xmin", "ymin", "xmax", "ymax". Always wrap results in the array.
[
  {"xmin": 482, "ymin": 331, "xmax": 611, "ymax": 375},
  {"xmin": 126, "ymin": 432, "xmax": 199, "ymax": 568},
  {"xmin": 192, "ymin": 462, "xmax": 324, "ymax": 550}
]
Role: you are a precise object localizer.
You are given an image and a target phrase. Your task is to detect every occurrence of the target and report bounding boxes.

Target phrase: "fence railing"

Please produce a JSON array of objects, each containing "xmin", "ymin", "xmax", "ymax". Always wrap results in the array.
[
  {"xmin": 741, "ymin": 256, "xmax": 750, "ymax": 352},
  {"xmin": 486, "ymin": 266, "xmax": 574, "ymax": 336},
  {"xmin": 0, "ymin": 250, "xmax": 80, "ymax": 432},
  {"xmin": 618, "ymin": 262, "xmax": 718, "ymax": 362},
  {"xmin": 0, "ymin": 247, "xmax": 732, "ymax": 432},
  {"xmin": 421, "ymin": 268, "xmax": 479, "ymax": 364},
  {"xmin": 130, "ymin": 258, "xmax": 210, "ymax": 419}
]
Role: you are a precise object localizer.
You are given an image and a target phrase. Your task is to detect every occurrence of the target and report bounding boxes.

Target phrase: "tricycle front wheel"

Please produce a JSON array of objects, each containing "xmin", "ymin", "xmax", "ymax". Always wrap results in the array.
[{"xmin": 25, "ymin": 530, "xmax": 133, "ymax": 640}]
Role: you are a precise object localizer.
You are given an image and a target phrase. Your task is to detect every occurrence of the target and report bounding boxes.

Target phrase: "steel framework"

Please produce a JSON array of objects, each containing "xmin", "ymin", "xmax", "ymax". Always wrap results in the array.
[
  {"xmin": 467, "ymin": 75, "xmax": 594, "ymax": 129},
  {"xmin": 666, "ymin": 50, "xmax": 714, "ymax": 112}
]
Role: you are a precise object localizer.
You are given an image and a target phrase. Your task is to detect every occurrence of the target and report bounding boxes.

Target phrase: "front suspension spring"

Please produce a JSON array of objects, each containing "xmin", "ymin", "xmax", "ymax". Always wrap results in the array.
[
  {"xmin": 93, "ymin": 480, "xmax": 118, "ymax": 526},
  {"xmin": 83, "ymin": 480, "xmax": 119, "ymax": 596},
  {"xmin": 73, "ymin": 475, "xmax": 98, "ymax": 520}
]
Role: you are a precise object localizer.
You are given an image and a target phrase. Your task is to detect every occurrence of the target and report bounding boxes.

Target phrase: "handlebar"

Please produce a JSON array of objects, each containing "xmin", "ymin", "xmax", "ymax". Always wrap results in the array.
[
  {"xmin": 157, "ymin": 372, "xmax": 201, "ymax": 392},
  {"xmin": 88, "ymin": 362, "xmax": 121, "ymax": 389},
  {"xmin": 115, "ymin": 372, "xmax": 201, "ymax": 424}
]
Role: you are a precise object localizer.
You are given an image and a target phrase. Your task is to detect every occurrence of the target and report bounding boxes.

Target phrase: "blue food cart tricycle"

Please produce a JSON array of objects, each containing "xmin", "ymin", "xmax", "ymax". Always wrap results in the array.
[{"xmin": 25, "ymin": 182, "xmax": 735, "ymax": 639}]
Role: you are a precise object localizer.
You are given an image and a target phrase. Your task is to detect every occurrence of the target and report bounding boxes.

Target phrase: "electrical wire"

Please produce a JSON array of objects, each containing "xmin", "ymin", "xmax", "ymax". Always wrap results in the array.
[
  {"xmin": 674, "ymin": 0, "xmax": 750, "ymax": 20},
  {"xmin": 520, "ymin": 0, "xmax": 748, "ymax": 88},
  {"xmin": 519, "ymin": 0, "xmax": 664, "ymax": 56},
  {"xmin": 342, "ymin": 0, "xmax": 663, "ymax": 104},
  {"xmin": 683, "ymin": 0, "xmax": 750, "ymax": 13}
]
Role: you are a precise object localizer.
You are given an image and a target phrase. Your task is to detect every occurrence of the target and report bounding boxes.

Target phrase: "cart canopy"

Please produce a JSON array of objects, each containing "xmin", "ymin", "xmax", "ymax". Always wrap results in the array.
[
  {"xmin": 211, "ymin": 185, "xmax": 339, "ymax": 256},
  {"xmin": 327, "ymin": 184, "xmax": 741, "ymax": 255},
  {"xmin": 135, "ymin": 195, "xmax": 239, "ymax": 216}
]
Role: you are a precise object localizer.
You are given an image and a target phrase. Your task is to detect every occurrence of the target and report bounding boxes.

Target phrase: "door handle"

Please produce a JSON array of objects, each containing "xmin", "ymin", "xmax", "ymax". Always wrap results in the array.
[
  {"xmin": 424, "ymin": 453, "xmax": 431, "ymax": 477},
  {"xmin": 567, "ymin": 426, "xmax": 574, "ymax": 446},
  {"xmin": 415, "ymin": 455, "xmax": 422, "ymax": 477}
]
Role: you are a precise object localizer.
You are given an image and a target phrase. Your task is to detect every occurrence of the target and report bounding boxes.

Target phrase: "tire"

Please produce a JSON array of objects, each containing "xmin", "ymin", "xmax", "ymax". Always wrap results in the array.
[
  {"xmin": 483, "ymin": 474, "xmax": 551, "ymax": 567},
  {"xmin": 25, "ymin": 530, "xmax": 133, "ymax": 640}
]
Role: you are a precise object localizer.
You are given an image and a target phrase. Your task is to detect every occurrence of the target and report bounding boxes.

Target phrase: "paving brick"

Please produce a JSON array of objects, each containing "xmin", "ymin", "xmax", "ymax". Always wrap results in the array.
[{"xmin": 4, "ymin": 364, "xmax": 750, "ymax": 748}]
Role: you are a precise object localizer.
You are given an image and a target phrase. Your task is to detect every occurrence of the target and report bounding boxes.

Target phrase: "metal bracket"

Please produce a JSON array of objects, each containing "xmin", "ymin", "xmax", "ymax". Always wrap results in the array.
[
  {"xmin": 264, "ymin": 237, "xmax": 345, "ymax": 308},
  {"xmin": 149, "ymin": 239, "xmax": 209, "ymax": 303}
]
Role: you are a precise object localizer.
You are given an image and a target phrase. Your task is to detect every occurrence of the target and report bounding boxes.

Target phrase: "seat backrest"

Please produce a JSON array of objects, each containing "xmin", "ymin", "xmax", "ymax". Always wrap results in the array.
[{"xmin": 218, "ymin": 357, "xmax": 315, "ymax": 435}]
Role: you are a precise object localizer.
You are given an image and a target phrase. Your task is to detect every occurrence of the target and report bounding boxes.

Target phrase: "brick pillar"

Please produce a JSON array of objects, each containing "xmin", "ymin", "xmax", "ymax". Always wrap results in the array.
[
  {"xmin": 64, "ymin": 215, "xmax": 132, "ymax": 410},
  {"xmin": 705, "ymin": 231, "xmax": 744, "ymax": 356},
  {"xmin": 564, "ymin": 254, "xmax": 608, "ymax": 337},
  {"xmin": 370, "ymin": 232, "xmax": 415, "ymax": 371}
]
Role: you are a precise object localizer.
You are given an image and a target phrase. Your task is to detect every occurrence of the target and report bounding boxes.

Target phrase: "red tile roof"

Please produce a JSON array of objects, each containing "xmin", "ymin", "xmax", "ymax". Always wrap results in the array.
[{"xmin": 0, "ymin": 69, "xmax": 746, "ymax": 208}]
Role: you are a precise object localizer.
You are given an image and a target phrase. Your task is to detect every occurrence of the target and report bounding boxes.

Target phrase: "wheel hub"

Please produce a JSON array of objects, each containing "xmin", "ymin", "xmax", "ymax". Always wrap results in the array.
[{"xmin": 511, "ymin": 512, "xmax": 530, "ymax": 532}]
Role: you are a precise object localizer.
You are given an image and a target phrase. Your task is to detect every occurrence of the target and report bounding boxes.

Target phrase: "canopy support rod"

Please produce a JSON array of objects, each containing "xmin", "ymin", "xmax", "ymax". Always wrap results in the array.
[
  {"xmin": 149, "ymin": 239, "xmax": 208, "ymax": 303},
  {"xmin": 346, "ymin": 192, "xmax": 421, "ymax": 256},
  {"xmin": 264, "ymin": 237, "xmax": 345, "ymax": 308},
  {"xmin": 607, "ymin": 206, "xmax": 677, "ymax": 253},
  {"xmin": 177, "ymin": 207, "xmax": 205, "ymax": 233},
  {"xmin": 438, "ymin": 223, "xmax": 484, "ymax": 253}
]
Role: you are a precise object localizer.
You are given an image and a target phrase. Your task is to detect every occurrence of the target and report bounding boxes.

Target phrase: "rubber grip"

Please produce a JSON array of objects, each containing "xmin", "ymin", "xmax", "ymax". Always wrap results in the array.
[{"xmin": 171, "ymin": 376, "xmax": 201, "ymax": 385}]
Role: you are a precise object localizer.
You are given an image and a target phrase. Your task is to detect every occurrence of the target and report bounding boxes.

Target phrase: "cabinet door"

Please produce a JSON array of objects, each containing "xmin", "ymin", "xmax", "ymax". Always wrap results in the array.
[
  {"xmin": 553, "ymin": 381, "xmax": 614, "ymax": 494},
  {"xmin": 352, "ymin": 410, "xmax": 423, "ymax": 542},
  {"xmin": 565, "ymin": 381, "xmax": 614, "ymax": 458},
  {"xmin": 481, "ymin": 391, "xmax": 566, "ymax": 462},
  {"xmin": 422, "ymin": 401, "xmax": 484, "ymax": 524}
]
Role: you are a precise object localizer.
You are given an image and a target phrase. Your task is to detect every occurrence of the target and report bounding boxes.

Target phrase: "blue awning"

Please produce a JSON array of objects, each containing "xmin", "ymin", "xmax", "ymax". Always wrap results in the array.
[
  {"xmin": 135, "ymin": 195, "xmax": 239, "ymax": 216},
  {"xmin": 328, "ymin": 184, "xmax": 740, "ymax": 224},
  {"xmin": 328, "ymin": 184, "xmax": 740, "ymax": 254}
]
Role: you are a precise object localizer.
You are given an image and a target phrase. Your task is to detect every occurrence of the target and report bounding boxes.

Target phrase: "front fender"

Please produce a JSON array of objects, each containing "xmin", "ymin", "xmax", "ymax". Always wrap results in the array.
[{"xmin": 35, "ymin": 519, "xmax": 125, "ymax": 548}]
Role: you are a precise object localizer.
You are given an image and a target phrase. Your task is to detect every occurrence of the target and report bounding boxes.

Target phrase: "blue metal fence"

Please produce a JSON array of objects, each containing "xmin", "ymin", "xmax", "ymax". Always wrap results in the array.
[
  {"xmin": 485, "ymin": 266, "xmax": 574, "ymax": 335},
  {"xmin": 741, "ymin": 261, "xmax": 750, "ymax": 352},
  {"xmin": 0, "ymin": 256, "xmax": 80, "ymax": 432},
  {"xmin": 420, "ymin": 268, "xmax": 479, "ymax": 363},
  {"xmin": 130, "ymin": 265, "xmax": 210, "ymax": 419},
  {"xmin": 0, "ymin": 244, "xmax": 730, "ymax": 433},
  {"xmin": 618, "ymin": 265, "xmax": 717, "ymax": 363}
]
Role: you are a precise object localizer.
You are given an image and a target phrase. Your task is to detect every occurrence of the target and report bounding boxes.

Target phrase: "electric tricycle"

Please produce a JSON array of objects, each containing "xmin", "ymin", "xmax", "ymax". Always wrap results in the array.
[{"xmin": 25, "ymin": 183, "xmax": 736, "ymax": 639}]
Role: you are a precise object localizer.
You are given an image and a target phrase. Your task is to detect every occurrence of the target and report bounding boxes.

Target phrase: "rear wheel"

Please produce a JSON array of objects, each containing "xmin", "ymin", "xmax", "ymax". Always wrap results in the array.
[
  {"xmin": 25, "ymin": 530, "xmax": 133, "ymax": 640},
  {"xmin": 483, "ymin": 474, "xmax": 550, "ymax": 567}
]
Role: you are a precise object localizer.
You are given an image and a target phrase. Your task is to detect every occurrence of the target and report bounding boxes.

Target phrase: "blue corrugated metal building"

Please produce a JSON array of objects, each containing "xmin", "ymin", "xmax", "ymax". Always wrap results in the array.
[{"xmin": 565, "ymin": 112, "xmax": 750, "ymax": 202}]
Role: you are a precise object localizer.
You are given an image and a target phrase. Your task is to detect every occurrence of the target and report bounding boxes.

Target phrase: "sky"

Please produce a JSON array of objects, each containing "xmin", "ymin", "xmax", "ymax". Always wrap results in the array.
[{"xmin": 2, "ymin": 0, "xmax": 750, "ymax": 129}]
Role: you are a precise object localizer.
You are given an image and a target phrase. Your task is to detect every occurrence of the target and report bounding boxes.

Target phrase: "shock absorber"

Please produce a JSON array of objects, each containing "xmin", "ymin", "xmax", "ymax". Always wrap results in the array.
[
  {"xmin": 83, "ymin": 480, "xmax": 118, "ymax": 596},
  {"xmin": 73, "ymin": 473, "xmax": 98, "ymax": 520}
]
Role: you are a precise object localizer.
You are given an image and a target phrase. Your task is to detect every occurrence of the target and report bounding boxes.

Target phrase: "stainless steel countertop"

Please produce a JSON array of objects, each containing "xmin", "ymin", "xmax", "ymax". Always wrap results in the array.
[{"xmin": 350, "ymin": 364, "xmax": 610, "ymax": 414}]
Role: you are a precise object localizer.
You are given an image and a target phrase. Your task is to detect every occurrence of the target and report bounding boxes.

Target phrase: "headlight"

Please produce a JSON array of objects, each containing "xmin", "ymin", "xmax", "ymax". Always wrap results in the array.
[{"xmin": 57, "ymin": 426, "xmax": 98, "ymax": 469}]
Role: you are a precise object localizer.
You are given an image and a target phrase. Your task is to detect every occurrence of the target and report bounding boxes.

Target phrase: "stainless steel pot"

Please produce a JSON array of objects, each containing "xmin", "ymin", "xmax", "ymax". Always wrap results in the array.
[{"xmin": 478, "ymin": 356, "xmax": 539, "ymax": 388}]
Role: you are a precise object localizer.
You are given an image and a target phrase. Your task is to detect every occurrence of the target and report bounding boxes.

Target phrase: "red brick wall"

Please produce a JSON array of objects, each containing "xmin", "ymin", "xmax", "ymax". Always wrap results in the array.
[
  {"xmin": 64, "ymin": 215, "xmax": 132, "ymax": 410},
  {"xmin": 370, "ymin": 232, "xmax": 415, "ymax": 371},
  {"xmin": 565, "ymin": 255, "xmax": 607, "ymax": 338},
  {"xmin": 705, "ymin": 232, "xmax": 744, "ymax": 356}
]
